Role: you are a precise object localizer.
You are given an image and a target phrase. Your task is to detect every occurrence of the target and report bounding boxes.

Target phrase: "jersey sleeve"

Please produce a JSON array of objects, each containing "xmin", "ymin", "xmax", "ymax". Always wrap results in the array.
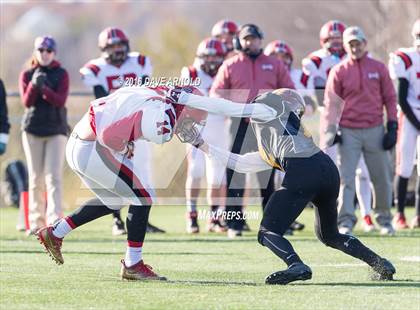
[
  {"xmin": 206, "ymin": 145, "xmax": 271, "ymax": 173},
  {"xmin": 80, "ymin": 63, "xmax": 102, "ymax": 88},
  {"xmin": 302, "ymin": 56, "xmax": 318, "ymax": 76},
  {"xmin": 179, "ymin": 92, "xmax": 277, "ymax": 121},
  {"xmin": 388, "ymin": 52, "xmax": 409, "ymax": 80},
  {"xmin": 180, "ymin": 66, "xmax": 190, "ymax": 79},
  {"xmin": 143, "ymin": 56, "xmax": 153, "ymax": 77}
]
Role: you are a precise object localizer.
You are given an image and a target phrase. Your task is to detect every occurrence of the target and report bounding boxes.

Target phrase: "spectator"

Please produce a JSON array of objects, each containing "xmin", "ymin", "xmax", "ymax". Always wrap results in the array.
[
  {"xmin": 323, "ymin": 26, "xmax": 398, "ymax": 235},
  {"xmin": 19, "ymin": 36, "xmax": 69, "ymax": 234},
  {"xmin": 0, "ymin": 79, "xmax": 10, "ymax": 156},
  {"xmin": 210, "ymin": 23, "xmax": 295, "ymax": 238}
]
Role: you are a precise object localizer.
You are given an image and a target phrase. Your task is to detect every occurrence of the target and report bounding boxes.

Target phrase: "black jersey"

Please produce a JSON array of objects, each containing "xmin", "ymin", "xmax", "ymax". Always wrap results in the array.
[{"xmin": 251, "ymin": 91, "xmax": 320, "ymax": 171}]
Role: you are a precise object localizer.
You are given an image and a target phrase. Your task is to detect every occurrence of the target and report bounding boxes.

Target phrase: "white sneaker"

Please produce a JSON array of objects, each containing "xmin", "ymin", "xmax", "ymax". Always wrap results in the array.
[
  {"xmin": 362, "ymin": 215, "xmax": 376, "ymax": 233},
  {"xmin": 227, "ymin": 228, "xmax": 242, "ymax": 239},
  {"xmin": 338, "ymin": 226, "xmax": 353, "ymax": 235},
  {"xmin": 380, "ymin": 225, "xmax": 395, "ymax": 236}
]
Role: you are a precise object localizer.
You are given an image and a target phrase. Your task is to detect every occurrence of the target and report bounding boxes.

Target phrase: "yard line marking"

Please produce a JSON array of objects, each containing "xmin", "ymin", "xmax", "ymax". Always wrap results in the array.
[{"xmin": 400, "ymin": 256, "xmax": 420, "ymax": 262}]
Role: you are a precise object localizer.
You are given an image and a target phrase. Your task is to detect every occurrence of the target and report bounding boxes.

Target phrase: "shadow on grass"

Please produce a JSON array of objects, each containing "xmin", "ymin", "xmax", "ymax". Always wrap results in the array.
[
  {"xmin": 164, "ymin": 279, "xmax": 261, "ymax": 286},
  {"xmin": 294, "ymin": 279, "xmax": 420, "ymax": 288}
]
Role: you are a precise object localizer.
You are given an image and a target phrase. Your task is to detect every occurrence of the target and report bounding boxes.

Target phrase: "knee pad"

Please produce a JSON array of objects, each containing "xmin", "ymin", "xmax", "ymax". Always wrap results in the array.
[{"xmin": 257, "ymin": 228, "xmax": 267, "ymax": 246}]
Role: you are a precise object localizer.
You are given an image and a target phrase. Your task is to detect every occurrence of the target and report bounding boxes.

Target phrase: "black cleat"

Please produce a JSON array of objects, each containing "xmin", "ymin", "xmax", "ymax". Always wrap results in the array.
[
  {"xmin": 146, "ymin": 222, "xmax": 166, "ymax": 233},
  {"xmin": 370, "ymin": 258, "xmax": 396, "ymax": 281},
  {"xmin": 265, "ymin": 263, "xmax": 312, "ymax": 285},
  {"xmin": 290, "ymin": 221, "xmax": 305, "ymax": 231},
  {"xmin": 112, "ymin": 218, "xmax": 127, "ymax": 236}
]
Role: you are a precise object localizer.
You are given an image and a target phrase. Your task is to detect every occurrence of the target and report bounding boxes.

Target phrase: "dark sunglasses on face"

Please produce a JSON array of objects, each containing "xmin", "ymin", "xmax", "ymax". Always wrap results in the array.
[{"xmin": 38, "ymin": 48, "xmax": 53, "ymax": 54}]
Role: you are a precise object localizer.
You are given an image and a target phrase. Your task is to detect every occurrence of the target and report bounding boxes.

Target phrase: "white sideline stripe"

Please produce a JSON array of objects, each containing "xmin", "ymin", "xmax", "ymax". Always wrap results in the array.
[{"xmin": 400, "ymin": 256, "xmax": 420, "ymax": 262}]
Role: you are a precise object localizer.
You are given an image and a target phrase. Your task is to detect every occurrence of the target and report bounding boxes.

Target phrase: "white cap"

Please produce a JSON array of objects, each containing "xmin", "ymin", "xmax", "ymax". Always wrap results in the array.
[{"xmin": 343, "ymin": 26, "xmax": 366, "ymax": 44}]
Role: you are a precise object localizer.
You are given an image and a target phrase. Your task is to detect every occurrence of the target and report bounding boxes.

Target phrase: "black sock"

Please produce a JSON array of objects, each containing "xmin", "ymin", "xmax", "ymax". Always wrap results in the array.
[
  {"xmin": 396, "ymin": 176, "xmax": 409, "ymax": 214},
  {"xmin": 69, "ymin": 198, "xmax": 114, "ymax": 227},
  {"xmin": 126, "ymin": 205, "xmax": 151, "ymax": 243},
  {"xmin": 416, "ymin": 177, "xmax": 420, "ymax": 216},
  {"xmin": 326, "ymin": 233, "xmax": 381, "ymax": 267},
  {"xmin": 112, "ymin": 210, "xmax": 123, "ymax": 222},
  {"xmin": 258, "ymin": 229, "xmax": 303, "ymax": 267}
]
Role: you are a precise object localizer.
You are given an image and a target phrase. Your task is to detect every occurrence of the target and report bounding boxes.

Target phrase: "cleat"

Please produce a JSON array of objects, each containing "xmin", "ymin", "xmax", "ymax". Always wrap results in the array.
[
  {"xmin": 207, "ymin": 217, "xmax": 227, "ymax": 233},
  {"xmin": 227, "ymin": 228, "xmax": 242, "ymax": 239},
  {"xmin": 410, "ymin": 216, "xmax": 420, "ymax": 229},
  {"xmin": 112, "ymin": 218, "xmax": 126, "ymax": 236},
  {"xmin": 290, "ymin": 221, "xmax": 305, "ymax": 231},
  {"xmin": 284, "ymin": 228, "xmax": 294, "ymax": 236},
  {"xmin": 146, "ymin": 222, "xmax": 165, "ymax": 233},
  {"xmin": 265, "ymin": 263, "xmax": 312, "ymax": 285},
  {"xmin": 362, "ymin": 215, "xmax": 376, "ymax": 232},
  {"xmin": 242, "ymin": 221, "xmax": 251, "ymax": 232},
  {"xmin": 393, "ymin": 212, "xmax": 409, "ymax": 230},
  {"xmin": 35, "ymin": 226, "xmax": 64, "ymax": 265},
  {"xmin": 370, "ymin": 258, "xmax": 396, "ymax": 281},
  {"xmin": 380, "ymin": 224, "xmax": 395, "ymax": 236},
  {"xmin": 338, "ymin": 226, "xmax": 353, "ymax": 235},
  {"xmin": 120, "ymin": 259, "xmax": 167, "ymax": 281},
  {"xmin": 186, "ymin": 211, "xmax": 199, "ymax": 234}
]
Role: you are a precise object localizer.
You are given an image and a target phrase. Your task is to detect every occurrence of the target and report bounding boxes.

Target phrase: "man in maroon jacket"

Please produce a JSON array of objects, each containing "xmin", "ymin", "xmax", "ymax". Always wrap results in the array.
[
  {"xmin": 210, "ymin": 23, "xmax": 295, "ymax": 237},
  {"xmin": 323, "ymin": 26, "xmax": 398, "ymax": 235}
]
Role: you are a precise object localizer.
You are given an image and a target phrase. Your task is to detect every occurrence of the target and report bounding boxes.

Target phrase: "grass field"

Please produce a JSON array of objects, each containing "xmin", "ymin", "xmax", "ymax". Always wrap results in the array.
[{"xmin": 1, "ymin": 205, "xmax": 419, "ymax": 310}]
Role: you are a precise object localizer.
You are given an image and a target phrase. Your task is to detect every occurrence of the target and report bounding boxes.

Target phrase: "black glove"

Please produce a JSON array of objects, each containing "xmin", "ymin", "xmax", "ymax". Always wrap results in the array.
[
  {"xmin": 382, "ymin": 121, "xmax": 398, "ymax": 150},
  {"xmin": 31, "ymin": 69, "xmax": 47, "ymax": 88}
]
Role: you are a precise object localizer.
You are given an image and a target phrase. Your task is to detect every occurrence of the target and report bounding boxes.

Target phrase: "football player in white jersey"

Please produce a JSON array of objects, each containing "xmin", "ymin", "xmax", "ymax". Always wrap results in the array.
[
  {"xmin": 389, "ymin": 19, "xmax": 420, "ymax": 229},
  {"xmin": 36, "ymin": 85, "xmax": 207, "ymax": 280},
  {"xmin": 181, "ymin": 38, "xmax": 228, "ymax": 233},
  {"xmin": 303, "ymin": 20, "xmax": 376, "ymax": 234},
  {"xmin": 211, "ymin": 20, "xmax": 239, "ymax": 59},
  {"xmin": 79, "ymin": 27, "xmax": 164, "ymax": 235}
]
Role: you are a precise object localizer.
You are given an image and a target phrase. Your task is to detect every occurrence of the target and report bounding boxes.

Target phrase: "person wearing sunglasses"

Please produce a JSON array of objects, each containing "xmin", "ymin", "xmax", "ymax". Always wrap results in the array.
[{"xmin": 18, "ymin": 36, "xmax": 69, "ymax": 235}]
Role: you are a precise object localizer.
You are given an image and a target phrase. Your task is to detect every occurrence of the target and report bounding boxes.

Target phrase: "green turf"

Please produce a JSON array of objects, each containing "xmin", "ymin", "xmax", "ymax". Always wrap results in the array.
[{"xmin": 1, "ymin": 206, "xmax": 419, "ymax": 310}]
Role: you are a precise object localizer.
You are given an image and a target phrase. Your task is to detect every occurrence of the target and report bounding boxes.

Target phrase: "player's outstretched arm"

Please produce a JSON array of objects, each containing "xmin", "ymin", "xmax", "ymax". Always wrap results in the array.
[
  {"xmin": 178, "ymin": 125, "xmax": 271, "ymax": 173},
  {"xmin": 175, "ymin": 90, "xmax": 277, "ymax": 121},
  {"xmin": 202, "ymin": 143, "xmax": 272, "ymax": 173}
]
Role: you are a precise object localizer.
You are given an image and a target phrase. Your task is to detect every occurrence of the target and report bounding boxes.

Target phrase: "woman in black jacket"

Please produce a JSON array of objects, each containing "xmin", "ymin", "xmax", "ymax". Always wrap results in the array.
[{"xmin": 19, "ymin": 36, "xmax": 69, "ymax": 234}]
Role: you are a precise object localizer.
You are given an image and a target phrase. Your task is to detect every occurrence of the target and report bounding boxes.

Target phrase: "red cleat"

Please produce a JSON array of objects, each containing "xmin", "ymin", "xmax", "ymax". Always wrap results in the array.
[
  {"xmin": 393, "ymin": 212, "xmax": 409, "ymax": 230},
  {"xmin": 36, "ymin": 226, "xmax": 64, "ymax": 265},
  {"xmin": 120, "ymin": 260, "xmax": 167, "ymax": 281},
  {"xmin": 362, "ymin": 215, "xmax": 376, "ymax": 232}
]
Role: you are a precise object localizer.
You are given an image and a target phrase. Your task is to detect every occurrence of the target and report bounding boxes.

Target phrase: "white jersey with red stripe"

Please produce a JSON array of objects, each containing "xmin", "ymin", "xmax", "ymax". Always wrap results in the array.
[
  {"xmin": 302, "ymin": 48, "xmax": 344, "ymax": 82},
  {"xmin": 290, "ymin": 68, "xmax": 315, "ymax": 98},
  {"xmin": 389, "ymin": 47, "xmax": 420, "ymax": 109},
  {"xmin": 80, "ymin": 52, "xmax": 152, "ymax": 93},
  {"xmin": 90, "ymin": 86, "xmax": 175, "ymax": 153}
]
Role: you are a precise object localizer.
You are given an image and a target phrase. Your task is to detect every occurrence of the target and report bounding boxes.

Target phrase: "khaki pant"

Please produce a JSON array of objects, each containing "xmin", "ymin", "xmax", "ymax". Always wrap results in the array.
[
  {"xmin": 22, "ymin": 132, "xmax": 67, "ymax": 230},
  {"xmin": 337, "ymin": 125, "xmax": 392, "ymax": 228}
]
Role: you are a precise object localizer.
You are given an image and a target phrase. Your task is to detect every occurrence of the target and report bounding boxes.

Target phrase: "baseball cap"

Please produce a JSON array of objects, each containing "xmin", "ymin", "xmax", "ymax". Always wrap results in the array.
[
  {"xmin": 238, "ymin": 24, "xmax": 263, "ymax": 40},
  {"xmin": 343, "ymin": 26, "xmax": 366, "ymax": 44},
  {"xmin": 34, "ymin": 36, "xmax": 57, "ymax": 52}
]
